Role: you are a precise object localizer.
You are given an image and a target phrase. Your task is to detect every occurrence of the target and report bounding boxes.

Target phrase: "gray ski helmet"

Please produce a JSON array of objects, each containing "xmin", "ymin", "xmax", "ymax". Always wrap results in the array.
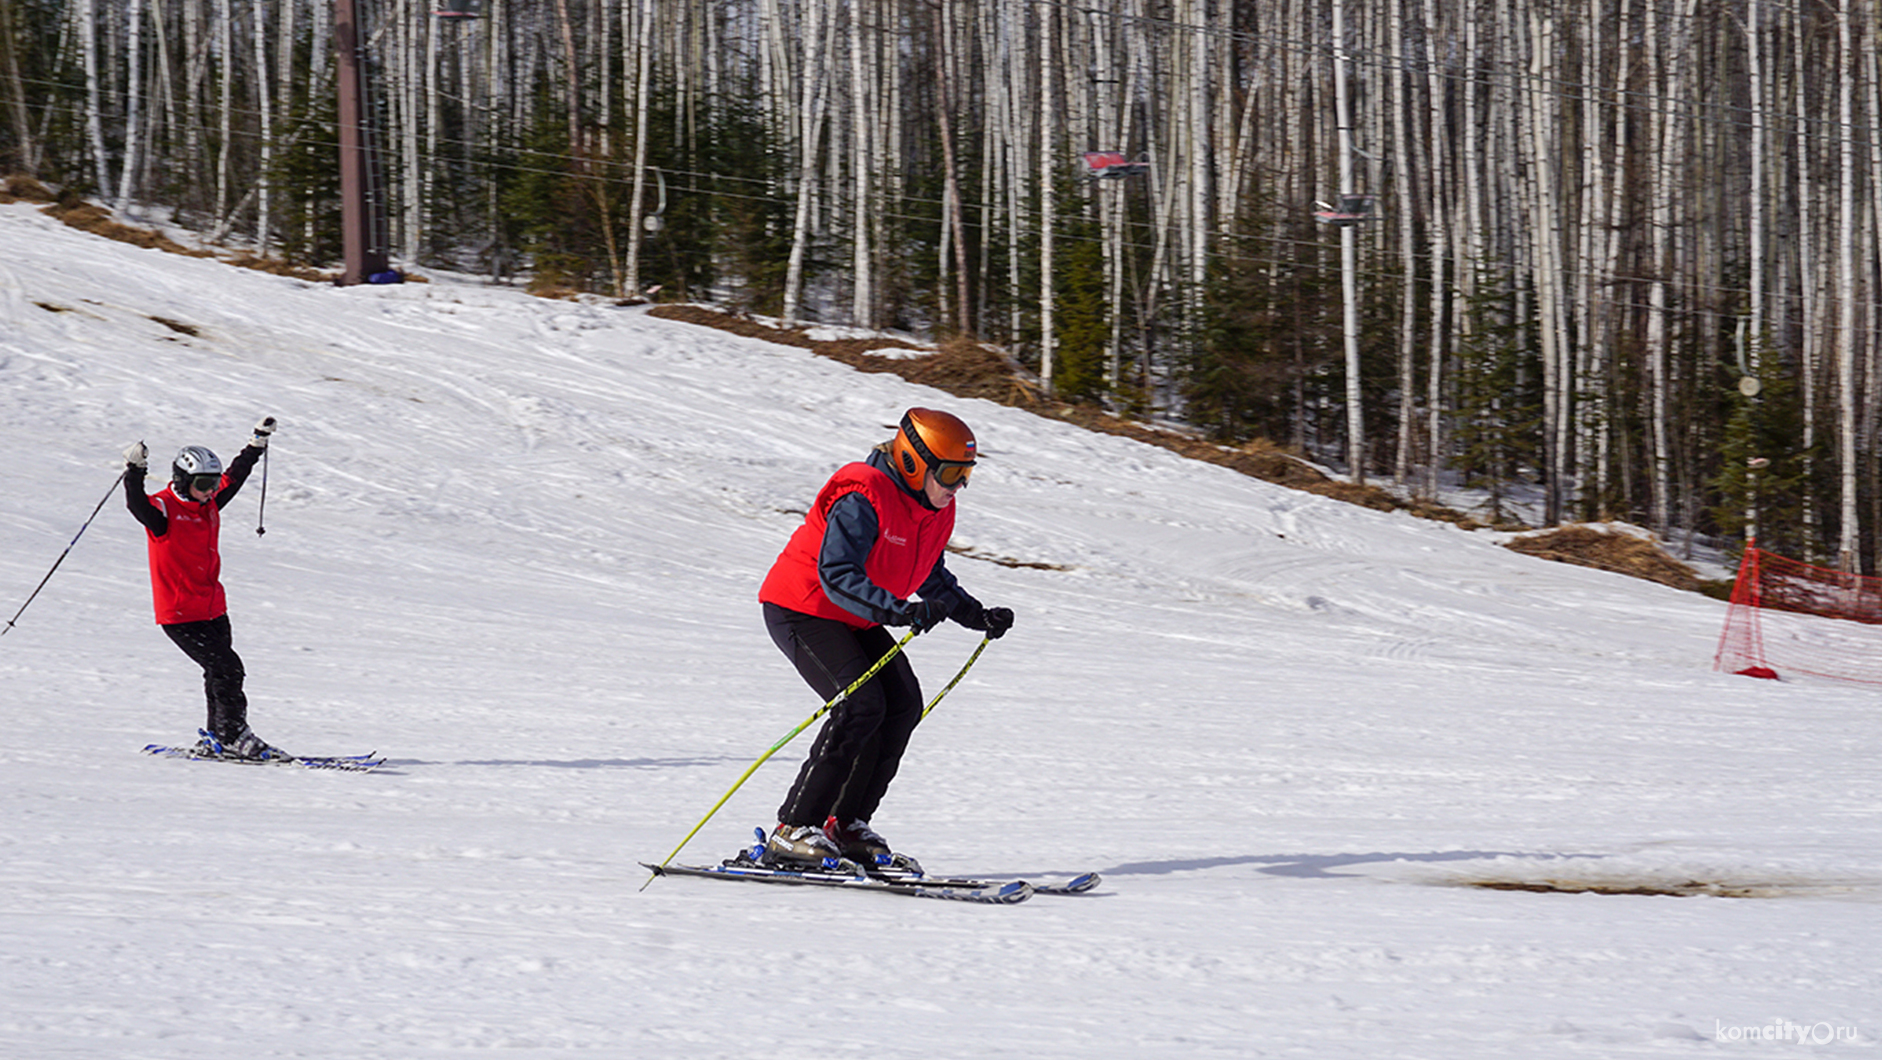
[{"xmin": 172, "ymin": 445, "xmax": 223, "ymax": 494}]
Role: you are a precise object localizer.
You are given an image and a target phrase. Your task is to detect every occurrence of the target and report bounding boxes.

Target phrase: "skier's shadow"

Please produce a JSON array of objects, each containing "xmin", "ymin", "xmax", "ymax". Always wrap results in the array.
[
  {"xmin": 1102, "ymin": 850, "xmax": 1606, "ymax": 879},
  {"xmin": 393, "ymin": 756, "xmax": 736, "ymax": 770}
]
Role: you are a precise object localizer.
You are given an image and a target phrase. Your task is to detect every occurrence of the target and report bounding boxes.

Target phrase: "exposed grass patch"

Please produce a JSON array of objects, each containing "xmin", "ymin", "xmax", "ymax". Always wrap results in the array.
[
  {"xmin": 149, "ymin": 315, "xmax": 200, "ymax": 336},
  {"xmin": 0, "ymin": 174, "xmax": 56, "ymax": 203},
  {"xmin": 6, "ymin": 176, "xmax": 344, "ymax": 283},
  {"xmin": 648, "ymin": 304, "xmax": 1483, "ymax": 532},
  {"xmin": 1503, "ymin": 525, "xmax": 1702, "ymax": 591},
  {"xmin": 1466, "ymin": 878, "xmax": 1812, "ymax": 899},
  {"xmin": 946, "ymin": 544, "xmax": 1074, "ymax": 572}
]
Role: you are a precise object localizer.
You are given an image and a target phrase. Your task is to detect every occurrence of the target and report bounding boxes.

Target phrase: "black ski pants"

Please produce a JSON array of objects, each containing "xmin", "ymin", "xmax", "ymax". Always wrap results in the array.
[
  {"xmin": 764, "ymin": 602, "xmax": 923, "ymax": 828},
  {"xmin": 162, "ymin": 614, "xmax": 249, "ymax": 740}
]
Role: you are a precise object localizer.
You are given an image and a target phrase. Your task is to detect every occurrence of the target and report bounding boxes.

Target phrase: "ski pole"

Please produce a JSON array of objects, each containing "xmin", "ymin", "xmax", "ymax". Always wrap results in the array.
[
  {"xmin": 3, "ymin": 470, "xmax": 126, "ymax": 637},
  {"xmin": 920, "ymin": 635, "xmax": 992, "ymax": 720},
  {"xmin": 255, "ymin": 445, "xmax": 269, "ymax": 536},
  {"xmin": 642, "ymin": 628, "xmax": 919, "ymax": 888}
]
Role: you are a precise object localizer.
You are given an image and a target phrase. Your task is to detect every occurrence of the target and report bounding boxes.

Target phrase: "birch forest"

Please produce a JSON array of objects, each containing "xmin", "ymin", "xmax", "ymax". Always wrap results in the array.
[{"xmin": 3, "ymin": 0, "xmax": 1880, "ymax": 571}]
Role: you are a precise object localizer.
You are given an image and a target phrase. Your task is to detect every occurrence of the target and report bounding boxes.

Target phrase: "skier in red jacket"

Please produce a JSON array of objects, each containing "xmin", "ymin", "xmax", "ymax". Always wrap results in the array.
[
  {"xmin": 123, "ymin": 417, "xmax": 282, "ymax": 759},
  {"xmin": 758, "ymin": 408, "xmax": 1013, "ymax": 867}
]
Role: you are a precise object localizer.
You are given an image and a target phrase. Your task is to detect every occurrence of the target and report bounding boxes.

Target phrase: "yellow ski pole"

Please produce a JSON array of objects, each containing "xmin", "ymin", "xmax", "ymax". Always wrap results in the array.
[
  {"xmin": 921, "ymin": 636, "xmax": 991, "ymax": 720},
  {"xmin": 642, "ymin": 628, "xmax": 919, "ymax": 888}
]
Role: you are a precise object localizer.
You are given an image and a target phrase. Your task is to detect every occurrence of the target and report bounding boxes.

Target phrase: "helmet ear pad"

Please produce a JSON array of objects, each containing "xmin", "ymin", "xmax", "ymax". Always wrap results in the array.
[{"xmin": 891, "ymin": 437, "xmax": 923, "ymax": 490}]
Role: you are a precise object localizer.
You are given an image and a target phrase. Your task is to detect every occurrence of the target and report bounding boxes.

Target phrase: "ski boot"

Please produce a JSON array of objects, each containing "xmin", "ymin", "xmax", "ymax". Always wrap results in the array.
[
  {"xmin": 825, "ymin": 817, "xmax": 922, "ymax": 874},
  {"xmin": 759, "ymin": 823, "xmax": 856, "ymax": 872}
]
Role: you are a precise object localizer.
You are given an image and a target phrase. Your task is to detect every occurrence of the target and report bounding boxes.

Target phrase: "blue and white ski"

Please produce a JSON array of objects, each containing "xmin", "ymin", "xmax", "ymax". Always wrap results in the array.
[
  {"xmin": 641, "ymin": 856, "xmax": 1036, "ymax": 904},
  {"xmin": 866, "ymin": 865, "xmax": 1102, "ymax": 895},
  {"xmin": 643, "ymin": 829, "xmax": 1102, "ymax": 903},
  {"xmin": 143, "ymin": 739, "xmax": 384, "ymax": 772}
]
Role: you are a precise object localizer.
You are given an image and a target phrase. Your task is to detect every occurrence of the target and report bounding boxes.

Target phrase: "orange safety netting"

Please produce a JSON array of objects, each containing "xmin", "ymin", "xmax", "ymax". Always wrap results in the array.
[{"xmin": 1714, "ymin": 545, "xmax": 1882, "ymax": 683}]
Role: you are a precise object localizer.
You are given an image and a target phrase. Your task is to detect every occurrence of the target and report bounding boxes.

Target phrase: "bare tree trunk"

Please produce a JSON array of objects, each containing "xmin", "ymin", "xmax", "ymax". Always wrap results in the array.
[
  {"xmin": 1866, "ymin": 0, "xmax": 1882, "ymax": 571},
  {"xmin": 1391, "ymin": 0, "xmax": 1418, "ymax": 486},
  {"xmin": 183, "ymin": 0, "xmax": 205, "ymax": 206},
  {"xmin": 1644, "ymin": 0, "xmax": 1691, "ymax": 534},
  {"xmin": 1423, "ymin": 0, "xmax": 1448, "ymax": 497},
  {"xmin": 1746, "ymin": 0, "xmax": 1768, "ymax": 363},
  {"xmin": 1797, "ymin": 2, "xmax": 1821, "ymax": 554},
  {"xmin": 847, "ymin": 0, "xmax": 873, "ymax": 327},
  {"xmin": 115, "ymin": 0, "xmax": 146, "ymax": 210},
  {"xmin": 214, "ymin": 0, "xmax": 232, "ymax": 227},
  {"xmin": 80, "ymin": 0, "xmax": 111, "ymax": 195},
  {"xmin": 1593, "ymin": 0, "xmax": 1632, "ymax": 514},
  {"xmin": 625, "ymin": 0, "xmax": 654, "ymax": 298},
  {"xmin": 1524, "ymin": 3, "xmax": 1569, "ymax": 524},
  {"xmin": 933, "ymin": 0, "xmax": 970, "ymax": 335},
  {"xmin": 252, "ymin": 0, "xmax": 271, "ymax": 252},
  {"xmin": 1835, "ymin": 0, "xmax": 1861, "ymax": 570},
  {"xmin": 1039, "ymin": 0, "xmax": 1057, "ymax": 389},
  {"xmin": 1183, "ymin": 0, "xmax": 1212, "ymax": 411},
  {"xmin": 782, "ymin": 0, "xmax": 830, "ymax": 326},
  {"xmin": 1333, "ymin": 0, "xmax": 1364, "ymax": 483},
  {"xmin": 551, "ymin": 0, "xmax": 581, "ymax": 153},
  {"xmin": 0, "ymin": 0, "xmax": 39, "ymax": 174}
]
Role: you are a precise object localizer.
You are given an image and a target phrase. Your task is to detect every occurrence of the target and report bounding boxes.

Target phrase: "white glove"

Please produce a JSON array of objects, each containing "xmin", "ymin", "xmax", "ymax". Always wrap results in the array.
[
  {"xmin": 124, "ymin": 441, "xmax": 148, "ymax": 469},
  {"xmin": 251, "ymin": 416, "xmax": 277, "ymax": 449}
]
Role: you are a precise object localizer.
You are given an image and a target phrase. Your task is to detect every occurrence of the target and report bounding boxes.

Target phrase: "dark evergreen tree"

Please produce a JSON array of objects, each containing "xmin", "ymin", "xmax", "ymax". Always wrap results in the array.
[
  {"xmin": 1449, "ymin": 269, "xmax": 1542, "ymax": 523},
  {"xmin": 269, "ymin": 93, "xmax": 342, "ymax": 267},
  {"xmin": 1187, "ymin": 200, "xmax": 1336, "ymax": 445},
  {"xmin": 1708, "ymin": 354, "xmax": 1819, "ymax": 561},
  {"xmin": 1052, "ymin": 224, "xmax": 1109, "ymax": 402}
]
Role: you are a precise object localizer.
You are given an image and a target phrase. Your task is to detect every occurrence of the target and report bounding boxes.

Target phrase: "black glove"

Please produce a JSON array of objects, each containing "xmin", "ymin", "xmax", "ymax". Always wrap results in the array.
[
  {"xmin": 956, "ymin": 603, "xmax": 1014, "ymax": 639},
  {"xmin": 891, "ymin": 598, "xmax": 951, "ymax": 634},
  {"xmin": 250, "ymin": 416, "xmax": 277, "ymax": 449},
  {"xmin": 978, "ymin": 606, "xmax": 1014, "ymax": 639}
]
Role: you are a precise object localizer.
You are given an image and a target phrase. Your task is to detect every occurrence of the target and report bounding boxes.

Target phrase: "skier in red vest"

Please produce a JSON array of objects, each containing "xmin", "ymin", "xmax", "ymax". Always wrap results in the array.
[
  {"xmin": 758, "ymin": 408, "xmax": 1013, "ymax": 867},
  {"xmin": 123, "ymin": 417, "xmax": 281, "ymax": 759}
]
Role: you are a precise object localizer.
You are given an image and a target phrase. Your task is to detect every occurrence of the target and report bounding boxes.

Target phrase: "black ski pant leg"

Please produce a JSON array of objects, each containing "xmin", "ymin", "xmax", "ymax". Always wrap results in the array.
[
  {"xmin": 162, "ymin": 615, "xmax": 248, "ymax": 739},
  {"xmin": 765, "ymin": 604, "xmax": 923, "ymax": 828},
  {"xmin": 833, "ymin": 637, "xmax": 922, "ymax": 825}
]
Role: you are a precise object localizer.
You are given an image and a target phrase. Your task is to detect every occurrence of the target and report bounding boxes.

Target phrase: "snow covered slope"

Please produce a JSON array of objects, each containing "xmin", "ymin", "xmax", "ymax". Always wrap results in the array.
[{"xmin": 1, "ymin": 202, "xmax": 1876, "ymax": 1057}]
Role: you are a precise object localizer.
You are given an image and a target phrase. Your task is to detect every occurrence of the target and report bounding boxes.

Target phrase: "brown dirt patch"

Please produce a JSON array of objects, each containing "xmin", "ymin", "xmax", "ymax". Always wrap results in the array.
[
  {"xmin": 0, "ymin": 174, "xmax": 56, "ymax": 203},
  {"xmin": 1503, "ymin": 526, "xmax": 1702, "ymax": 591},
  {"xmin": 648, "ymin": 304, "xmax": 1482, "ymax": 528},
  {"xmin": 1468, "ymin": 879, "xmax": 1777, "ymax": 898},
  {"xmin": 8, "ymin": 177, "xmax": 341, "ymax": 281}
]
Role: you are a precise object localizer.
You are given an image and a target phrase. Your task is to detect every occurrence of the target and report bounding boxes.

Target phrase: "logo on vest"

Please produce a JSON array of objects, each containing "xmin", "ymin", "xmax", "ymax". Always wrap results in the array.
[{"xmin": 883, "ymin": 532, "xmax": 908, "ymax": 546}]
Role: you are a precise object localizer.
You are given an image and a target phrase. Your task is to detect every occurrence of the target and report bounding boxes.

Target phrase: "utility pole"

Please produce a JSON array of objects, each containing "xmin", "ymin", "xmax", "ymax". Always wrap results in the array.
[{"xmin": 335, "ymin": 0, "xmax": 388, "ymax": 285}]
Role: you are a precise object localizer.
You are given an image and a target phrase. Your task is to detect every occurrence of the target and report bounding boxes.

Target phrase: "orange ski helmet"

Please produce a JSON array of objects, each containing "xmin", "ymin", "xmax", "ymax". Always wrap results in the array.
[{"xmin": 889, "ymin": 408, "xmax": 977, "ymax": 491}]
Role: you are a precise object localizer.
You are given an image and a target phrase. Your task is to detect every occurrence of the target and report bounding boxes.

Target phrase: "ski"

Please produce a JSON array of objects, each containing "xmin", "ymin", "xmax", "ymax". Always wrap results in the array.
[
  {"xmin": 143, "ymin": 743, "xmax": 385, "ymax": 772},
  {"xmin": 817, "ymin": 833, "xmax": 1101, "ymax": 894},
  {"xmin": 866, "ymin": 866, "xmax": 1102, "ymax": 895},
  {"xmin": 641, "ymin": 858, "xmax": 1035, "ymax": 904}
]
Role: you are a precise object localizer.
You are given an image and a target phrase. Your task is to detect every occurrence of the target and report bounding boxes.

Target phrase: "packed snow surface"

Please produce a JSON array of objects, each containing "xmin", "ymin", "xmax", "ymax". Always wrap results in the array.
[{"xmin": 2, "ymin": 202, "xmax": 1878, "ymax": 1058}]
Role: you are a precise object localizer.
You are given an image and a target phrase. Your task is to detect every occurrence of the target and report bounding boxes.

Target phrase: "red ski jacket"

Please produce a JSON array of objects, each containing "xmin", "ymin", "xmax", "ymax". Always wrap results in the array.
[
  {"xmin": 760, "ymin": 457, "xmax": 957, "ymax": 629},
  {"xmin": 139, "ymin": 486, "xmax": 228, "ymax": 624},
  {"xmin": 123, "ymin": 446, "xmax": 260, "ymax": 625}
]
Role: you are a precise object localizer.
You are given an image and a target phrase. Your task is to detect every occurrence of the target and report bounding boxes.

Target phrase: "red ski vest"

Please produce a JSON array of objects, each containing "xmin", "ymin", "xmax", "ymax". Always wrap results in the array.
[
  {"xmin": 760, "ymin": 462, "xmax": 956, "ymax": 629},
  {"xmin": 143, "ymin": 485, "xmax": 229, "ymax": 625}
]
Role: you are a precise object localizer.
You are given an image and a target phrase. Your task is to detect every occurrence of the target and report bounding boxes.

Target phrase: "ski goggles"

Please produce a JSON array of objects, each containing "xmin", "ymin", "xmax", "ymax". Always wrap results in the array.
[
  {"xmin": 188, "ymin": 474, "xmax": 221, "ymax": 494},
  {"xmin": 931, "ymin": 461, "xmax": 974, "ymax": 489}
]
